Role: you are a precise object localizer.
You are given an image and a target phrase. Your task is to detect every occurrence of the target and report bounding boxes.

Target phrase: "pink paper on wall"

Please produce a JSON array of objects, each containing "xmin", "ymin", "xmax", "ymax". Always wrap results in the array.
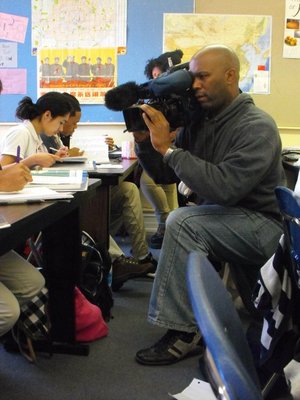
[
  {"xmin": 0, "ymin": 12, "xmax": 28, "ymax": 44},
  {"xmin": 0, "ymin": 69, "xmax": 27, "ymax": 94}
]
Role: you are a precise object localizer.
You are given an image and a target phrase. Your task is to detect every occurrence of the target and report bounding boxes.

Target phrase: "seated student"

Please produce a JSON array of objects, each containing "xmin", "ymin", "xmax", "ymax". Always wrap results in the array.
[
  {"xmin": 41, "ymin": 93, "xmax": 156, "ymax": 290},
  {"xmin": 104, "ymin": 137, "xmax": 158, "ymax": 266},
  {"xmin": 132, "ymin": 45, "xmax": 284, "ymax": 370},
  {"xmin": 0, "ymin": 163, "xmax": 45, "ymax": 338},
  {"xmin": 0, "ymin": 92, "xmax": 71, "ymax": 167},
  {"xmin": 0, "ymin": 78, "xmax": 45, "ymax": 339}
]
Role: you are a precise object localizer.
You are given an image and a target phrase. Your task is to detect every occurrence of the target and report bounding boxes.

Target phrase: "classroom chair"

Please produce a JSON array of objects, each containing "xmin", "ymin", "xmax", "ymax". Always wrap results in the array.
[
  {"xmin": 275, "ymin": 185, "xmax": 300, "ymax": 290},
  {"xmin": 186, "ymin": 251, "xmax": 263, "ymax": 400}
]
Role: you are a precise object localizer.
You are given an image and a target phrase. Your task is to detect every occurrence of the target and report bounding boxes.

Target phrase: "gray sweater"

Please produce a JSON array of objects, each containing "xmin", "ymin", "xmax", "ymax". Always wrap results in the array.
[{"xmin": 135, "ymin": 93, "xmax": 285, "ymax": 219}]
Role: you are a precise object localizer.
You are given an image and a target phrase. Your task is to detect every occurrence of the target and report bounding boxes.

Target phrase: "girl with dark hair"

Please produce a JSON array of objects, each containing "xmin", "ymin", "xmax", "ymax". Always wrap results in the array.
[
  {"xmin": 144, "ymin": 49, "xmax": 184, "ymax": 79},
  {"xmin": 0, "ymin": 91, "xmax": 72, "ymax": 168},
  {"xmin": 41, "ymin": 92, "xmax": 82, "ymax": 149}
]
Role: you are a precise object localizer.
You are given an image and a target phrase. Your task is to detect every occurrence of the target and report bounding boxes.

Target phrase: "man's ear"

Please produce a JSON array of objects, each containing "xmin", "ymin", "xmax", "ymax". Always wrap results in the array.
[{"xmin": 225, "ymin": 68, "xmax": 237, "ymax": 84}]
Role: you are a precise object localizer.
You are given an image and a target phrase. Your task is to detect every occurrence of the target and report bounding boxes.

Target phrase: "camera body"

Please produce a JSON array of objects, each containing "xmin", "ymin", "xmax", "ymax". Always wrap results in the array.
[
  {"xmin": 123, "ymin": 95, "xmax": 188, "ymax": 132},
  {"xmin": 104, "ymin": 64, "xmax": 194, "ymax": 132}
]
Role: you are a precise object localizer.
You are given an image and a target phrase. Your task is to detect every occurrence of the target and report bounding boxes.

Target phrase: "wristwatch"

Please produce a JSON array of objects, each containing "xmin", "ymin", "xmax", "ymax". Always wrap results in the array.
[{"xmin": 163, "ymin": 145, "xmax": 177, "ymax": 162}]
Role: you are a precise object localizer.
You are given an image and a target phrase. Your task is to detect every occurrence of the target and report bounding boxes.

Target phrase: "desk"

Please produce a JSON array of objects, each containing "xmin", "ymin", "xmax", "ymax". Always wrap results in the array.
[
  {"xmin": 0, "ymin": 179, "xmax": 102, "ymax": 354},
  {"xmin": 282, "ymin": 159, "xmax": 299, "ymax": 190},
  {"xmin": 62, "ymin": 159, "xmax": 138, "ymax": 248}
]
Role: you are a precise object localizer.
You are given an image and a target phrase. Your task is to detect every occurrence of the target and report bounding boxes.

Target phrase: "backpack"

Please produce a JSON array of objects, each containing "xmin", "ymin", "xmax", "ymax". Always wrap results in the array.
[
  {"xmin": 74, "ymin": 287, "xmax": 108, "ymax": 342},
  {"xmin": 79, "ymin": 231, "xmax": 114, "ymax": 321}
]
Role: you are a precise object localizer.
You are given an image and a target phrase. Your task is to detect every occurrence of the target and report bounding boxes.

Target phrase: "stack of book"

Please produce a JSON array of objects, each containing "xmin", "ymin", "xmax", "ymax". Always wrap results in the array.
[
  {"xmin": 29, "ymin": 169, "xmax": 89, "ymax": 192},
  {"xmin": 0, "ymin": 169, "xmax": 89, "ymax": 205}
]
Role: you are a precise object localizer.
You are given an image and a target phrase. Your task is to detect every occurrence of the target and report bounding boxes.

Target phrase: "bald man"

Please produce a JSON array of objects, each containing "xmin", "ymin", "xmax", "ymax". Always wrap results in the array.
[{"xmin": 133, "ymin": 45, "xmax": 284, "ymax": 369}]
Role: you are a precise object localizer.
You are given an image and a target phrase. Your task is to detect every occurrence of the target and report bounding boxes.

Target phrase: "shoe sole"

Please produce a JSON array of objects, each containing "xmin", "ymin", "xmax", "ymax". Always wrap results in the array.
[{"xmin": 146, "ymin": 273, "xmax": 156, "ymax": 278}]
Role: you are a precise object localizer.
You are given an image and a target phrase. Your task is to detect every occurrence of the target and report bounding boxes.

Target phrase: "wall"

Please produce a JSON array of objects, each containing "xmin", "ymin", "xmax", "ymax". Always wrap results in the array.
[
  {"xmin": 0, "ymin": 0, "xmax": 299, "ymax": 147},
  {"xmin": 0, "ymin": 0, "xmax": 194, "ymax": 123},
  {"xmin": 194, "ymin": 0, "xmax": 300, "ymax": 147}
]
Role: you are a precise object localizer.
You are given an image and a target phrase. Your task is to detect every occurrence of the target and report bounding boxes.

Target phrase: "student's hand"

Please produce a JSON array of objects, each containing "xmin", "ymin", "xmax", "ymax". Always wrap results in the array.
[
  {"xmin": 68, "ymin": 147, "xmax": 84, "ymax": 156},
  {"xmin": 0, "ymin": 163, "xmax": 32, "ymax": 191},
  {"xmin": 55, "ymin": 146, "xmax": 69, "ymax": 158},
  {"xmin": 105, "ymin": 137, "xmax": 115, "ymax": 151},
  {"xmin": 22, "ymin": 153, "xmax": 61, "ymax": 168}
]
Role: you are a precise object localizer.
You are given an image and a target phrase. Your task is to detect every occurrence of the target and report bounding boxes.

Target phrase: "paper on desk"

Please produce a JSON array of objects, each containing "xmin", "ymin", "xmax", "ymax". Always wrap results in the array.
[
  {"xmin": 95, "ymin": 163, "xmax": 123, "ymax": 169},
  {"xmin": 169, "ymin": 378, "xmax": 216, "ymax": 400},
  {"xmin": 0, "ymin": 187, "xmax": 74, "ymax": 203},
  {"xmin": 81, "ymin": 143, "xmax": 110, "ymax": 164}
]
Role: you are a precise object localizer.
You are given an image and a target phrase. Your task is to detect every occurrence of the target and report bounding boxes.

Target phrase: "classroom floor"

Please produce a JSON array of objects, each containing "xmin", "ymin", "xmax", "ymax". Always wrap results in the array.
[
  {"xmin": 0, "ymin": 212, "xmax": 299, "ymax": 400},
  {"xmin": 121, "ymin": 211, "xmax": 300, "ymax": 400}
]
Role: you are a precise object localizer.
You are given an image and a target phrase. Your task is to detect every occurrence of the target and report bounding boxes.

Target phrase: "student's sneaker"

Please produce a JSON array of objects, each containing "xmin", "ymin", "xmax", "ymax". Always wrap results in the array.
[
  {"xmin": 139, "ymin": 252, "xmax": 157, "ymax": 278},
  {"xmin": 149, "ymin": 226, "xmax": 165, "ymax": 249},
  {"xmin": 135, "ymin": 329, "xmax": 203, "ymax": 365},
  {"xmin": 112, "ymin": 255, "xmax": 154, "ymax": 291},
  {"xmin": 149, "ymin": 232, "xmax": 164, "ymax": 249}
]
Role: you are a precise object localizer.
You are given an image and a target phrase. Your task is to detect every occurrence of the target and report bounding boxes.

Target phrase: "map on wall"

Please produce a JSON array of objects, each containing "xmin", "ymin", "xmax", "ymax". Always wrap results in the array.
[
  {"xmin": 163, "ymin": 14, "xmax": 272, "ymax": 94},
  {"xmin": 31, "ymin": 0, "xmax": 127, "ymax": 51}
]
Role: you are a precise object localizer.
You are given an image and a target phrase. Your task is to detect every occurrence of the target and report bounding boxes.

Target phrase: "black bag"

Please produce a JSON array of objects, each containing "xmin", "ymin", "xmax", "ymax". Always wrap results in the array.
[{"xmin": 79, "ymin": 231, "xmax": 114, "ymax": 321}]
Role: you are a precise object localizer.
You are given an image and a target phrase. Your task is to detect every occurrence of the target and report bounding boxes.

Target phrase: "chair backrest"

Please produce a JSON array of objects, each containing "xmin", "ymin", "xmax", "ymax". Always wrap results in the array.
[
  {"xmin": 186, "ymin": 252, "xmax": 263, "ymax": 400},
  {"xmin": 275, "ymin": 185, "xmax": 300, "ymax": 289}
]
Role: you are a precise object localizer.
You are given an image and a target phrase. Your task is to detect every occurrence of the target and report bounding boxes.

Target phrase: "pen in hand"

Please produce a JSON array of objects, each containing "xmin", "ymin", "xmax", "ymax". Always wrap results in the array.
[
  {"xmin": 49, "ymin": 147, "xmax": 58, "ymax": 154},
  {"xmin": 16, "ymin": 145, "xmax": 21, "ymax": 163}
]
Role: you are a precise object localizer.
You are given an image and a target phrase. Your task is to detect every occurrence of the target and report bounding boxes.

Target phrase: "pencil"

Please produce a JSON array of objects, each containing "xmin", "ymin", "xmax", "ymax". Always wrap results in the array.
[{"xmin": 16, "ymin": 145, "xmax": 21, "ymax": 163}]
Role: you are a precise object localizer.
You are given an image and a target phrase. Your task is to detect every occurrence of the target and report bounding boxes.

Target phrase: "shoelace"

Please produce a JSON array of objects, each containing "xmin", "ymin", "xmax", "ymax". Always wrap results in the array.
[{"xmin": 118, "ymin": 255, "xmax": 140, "ymax": 266}]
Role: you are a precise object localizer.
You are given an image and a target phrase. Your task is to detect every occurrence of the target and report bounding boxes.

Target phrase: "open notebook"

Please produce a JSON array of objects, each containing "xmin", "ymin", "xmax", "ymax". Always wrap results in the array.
[{"xmin": 29, "ymin": 169, "xmax": 89, "ymax": 191}]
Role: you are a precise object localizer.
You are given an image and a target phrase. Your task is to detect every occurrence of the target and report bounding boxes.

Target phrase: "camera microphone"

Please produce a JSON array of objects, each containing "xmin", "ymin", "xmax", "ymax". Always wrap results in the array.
[{"xmin": 104, "ymin": 82, "xmax": 142, "ymax": 111}]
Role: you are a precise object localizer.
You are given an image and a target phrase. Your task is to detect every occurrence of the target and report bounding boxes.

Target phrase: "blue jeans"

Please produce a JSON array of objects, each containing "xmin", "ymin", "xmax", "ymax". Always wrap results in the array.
[{"xmin": 148, "ymin": 205, "xmax": 283, "ymax": 332}]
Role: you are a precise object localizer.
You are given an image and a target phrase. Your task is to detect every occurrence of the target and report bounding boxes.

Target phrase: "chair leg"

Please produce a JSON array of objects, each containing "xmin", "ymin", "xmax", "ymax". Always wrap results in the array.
[
  {"xmin": 222, "ymin": 262, "xmax": 231, "ymax": 286},
  {"xmin": 27, "ymin": 232, "xmax": 43, "ymax": 269}
]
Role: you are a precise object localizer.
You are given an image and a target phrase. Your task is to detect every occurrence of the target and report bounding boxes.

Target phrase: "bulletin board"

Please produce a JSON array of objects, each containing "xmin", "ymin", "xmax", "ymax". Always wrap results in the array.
[{"xmin": 0, "ymin": 0, "xmax": 194, "ymax": 123}]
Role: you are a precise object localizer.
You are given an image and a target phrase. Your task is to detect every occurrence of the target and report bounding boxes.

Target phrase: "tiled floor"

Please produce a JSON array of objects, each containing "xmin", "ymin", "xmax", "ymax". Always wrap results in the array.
[{"xmin": 115, "ymin": 210, "xmax": 300, "ymax": 399}]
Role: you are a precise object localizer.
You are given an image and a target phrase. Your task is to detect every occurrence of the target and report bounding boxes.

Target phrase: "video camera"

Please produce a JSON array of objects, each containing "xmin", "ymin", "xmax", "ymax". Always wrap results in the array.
[{"xmin": 104, "ymin": 62, "xmax": 194, "ymax": 132}]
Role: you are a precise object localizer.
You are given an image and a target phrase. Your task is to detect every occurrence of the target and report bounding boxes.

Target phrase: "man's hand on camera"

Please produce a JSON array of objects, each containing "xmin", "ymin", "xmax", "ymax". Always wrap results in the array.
[{"xmin": 140, "ymin": 104, "xmax": 172, "ymax": 155}]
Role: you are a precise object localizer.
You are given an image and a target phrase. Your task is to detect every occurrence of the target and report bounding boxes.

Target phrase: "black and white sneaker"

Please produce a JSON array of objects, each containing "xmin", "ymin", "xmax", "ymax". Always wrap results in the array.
[
  {"xmin": 135, "ymin": 329, "xmax": 203, "ymax": 365},
  {"xmin": 139, "ymin": 252, "xmax": 157, "ymax": 278}
]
